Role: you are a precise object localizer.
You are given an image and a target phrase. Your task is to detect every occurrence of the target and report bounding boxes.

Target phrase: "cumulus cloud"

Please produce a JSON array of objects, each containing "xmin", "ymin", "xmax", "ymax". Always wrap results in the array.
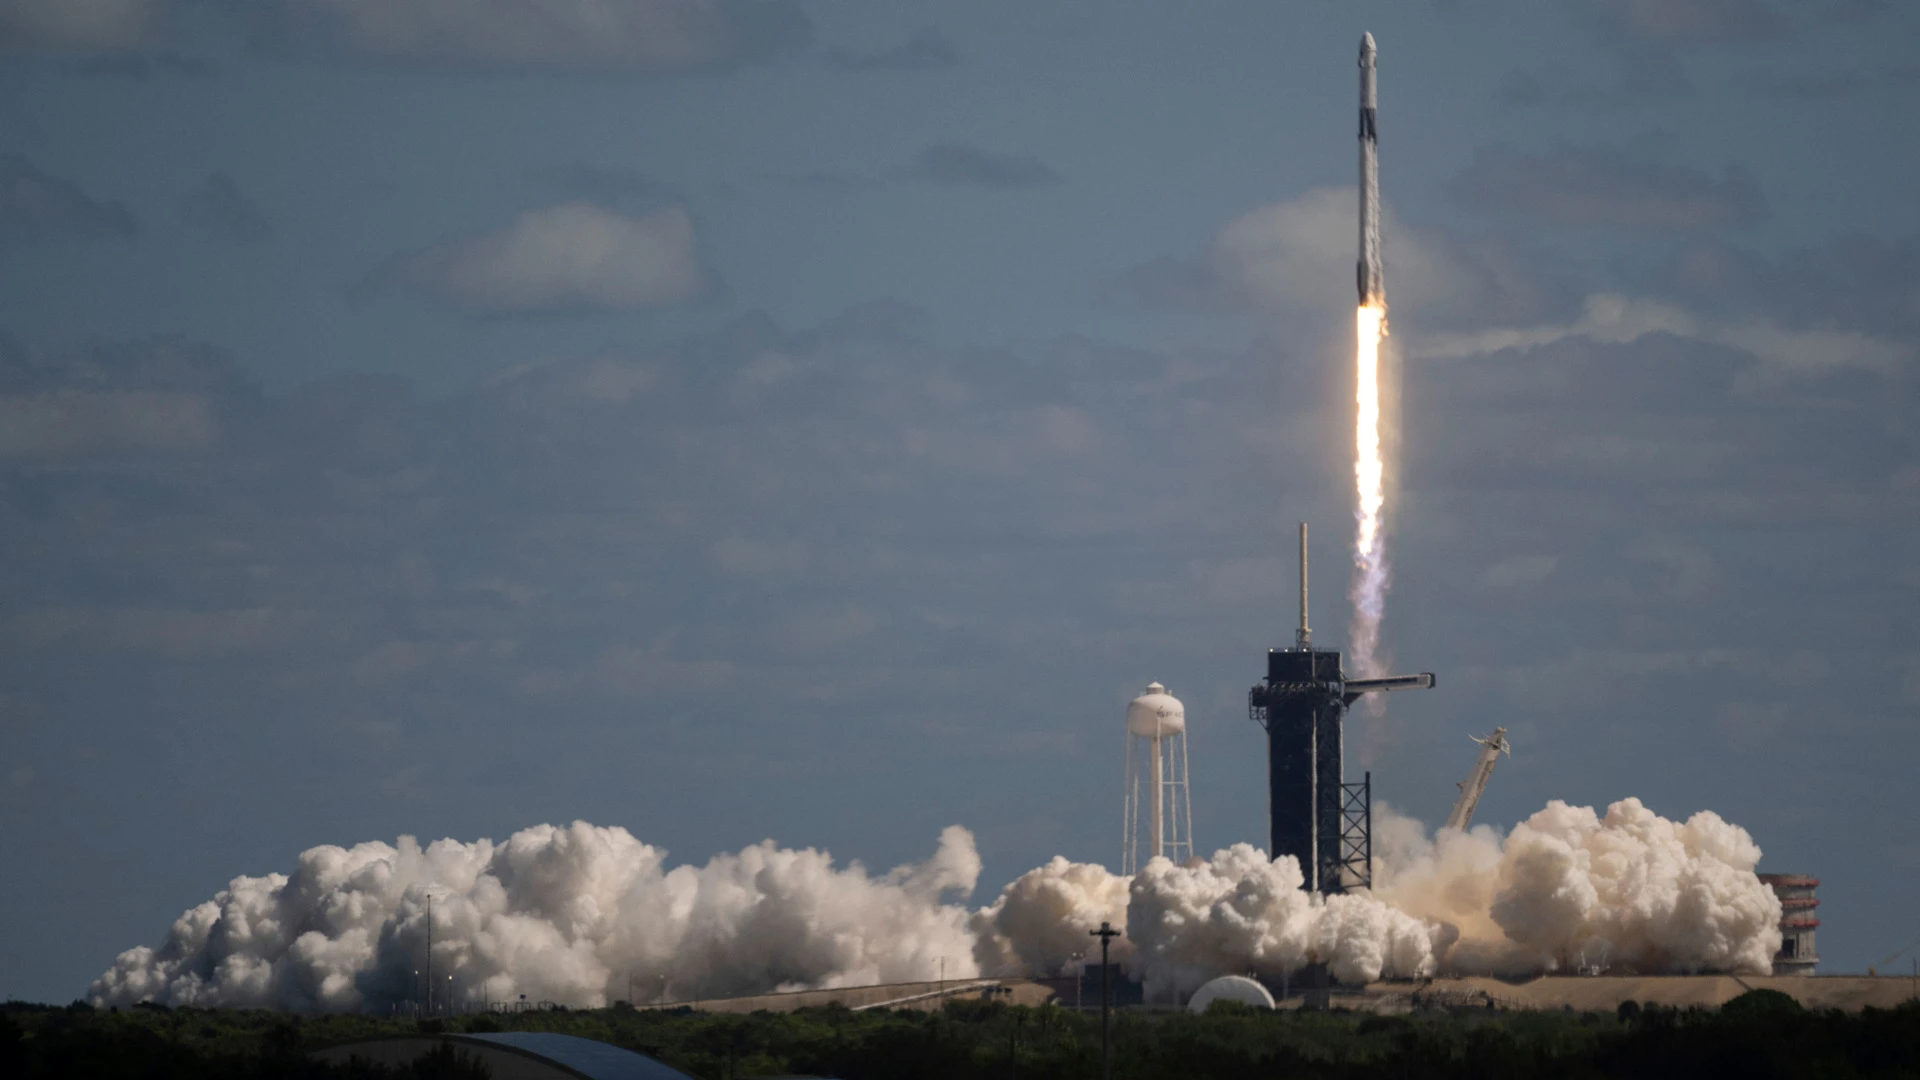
[
  {"xmin": 0, "ymin": 0, "xmax": 166, "ymax": 51},
  {"xmin": 1102, "ymin": 186, "xmax": 1569, "ymax": 327},
  {"xmin": 375, "ymin": 203, "xmax": 712, "ymax": 314},
  {"xmin": 1411, "ymin": 292, "xmax": 1910, "ymax": 382},
  {"xmin": 904, "ymin": 145, "xmax": 1058, "ymax": 188},
  {"xmin": 179, "ymin": 172, "xmax": 272, "ymax": 241},
  {"xmin": 1448, "ymin": 144, "xmax": 1765, "ymax": 230},
  {"xmin": 267, "ymin": 0, "xmax": 809, "ymax": 73},
  {"xmin": 823, "ymin": 26, "xmax": 957, "ymax": 72},
  {"xmin": 0, "ymin": 155, "xmax": 138, "ymax": 246}
]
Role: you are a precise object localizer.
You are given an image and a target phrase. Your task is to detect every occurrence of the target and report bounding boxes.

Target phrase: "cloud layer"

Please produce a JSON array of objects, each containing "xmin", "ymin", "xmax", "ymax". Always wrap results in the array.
[
  {"xmin": 1448, "ymin": 144, "xmax": 1766, "ymax": 230},
  {"xmin": 0, "ymin": 0, "xmax": 166, "ymax": 51},
  {"xmin": 375, "ymin": 203, "xmax": 712, "ymax": 313},
  {"xmin": 267, "ymin": 0, "xmax": 809, "ymax": 73},
  {"xmin": 0, "ymin": 156, "xmax": 138, "ymax": 246}
]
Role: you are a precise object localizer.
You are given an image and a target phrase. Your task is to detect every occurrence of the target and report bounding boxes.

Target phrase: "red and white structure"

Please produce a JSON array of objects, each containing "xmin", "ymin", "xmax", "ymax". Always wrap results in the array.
[{"xmin": 1758, "ymin": 874, "xmax": 1819, "ymax": 975}]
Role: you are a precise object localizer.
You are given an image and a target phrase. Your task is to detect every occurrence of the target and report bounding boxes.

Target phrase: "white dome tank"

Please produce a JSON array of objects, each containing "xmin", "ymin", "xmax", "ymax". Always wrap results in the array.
[
  {"xmin": 1187, "ymin": 975, "xmax": 1275, "ymax": 1013},
  {"xmin": 1126, "ymin": 682, "xmax": 1185, "ymax": 737}
]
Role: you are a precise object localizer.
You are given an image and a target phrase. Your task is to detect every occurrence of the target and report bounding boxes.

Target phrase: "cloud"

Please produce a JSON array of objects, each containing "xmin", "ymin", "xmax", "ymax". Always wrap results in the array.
[
  {"xmin": 0, "ymin": 335, "xmax": 252, "ymax": 458},
  {"xmin": 9, "ymin": 606, "xmax": 307, "ymax": 658},
  {"xmin": 903, "ymin": 144, "xmax": 1058, "ymax": 188},
  {"xmin": 1483, "ymin": 555, "xmax": 1561, "ymax": 590},
  {"xmin": 1493, "ymin": 69, "xmax": 1547, "ymax": 107},
  {"xmin": 1586, "ymin": 0, "xmax": 1788, "ymax": 45},
  {"xmin": 373, "ymin": 202, "xmax": 713, "ymax": 314},
  {"xmin": 1447, "ymin": 144, "xmax": 1765, "ymax": 230},
  {"xmin": 823, "ymin": 26, "xmax": 957, "ymax": 72},
  {"xmin": 265, "ymin": 0, "xmax": 809, "ymax": 74},
  {"xmin": 178, "ymin": 173, "xmax": 272, "ymax": 241},
  {"xmin": 1411, "ymin": 293, "xmax": 1909, "ymax": 382},
  {"xmin": 70, "ymin": 50, "xmax": 215, "ymax": 78},
  {"xmin": 529, "ymin": 165, "xmax": 691, "ymax": 213},
  {"xmin": 1660, "ymin": 231, "xmax": 1920, "ymax": 338},
  {"xmin": 0, "ymin": 0, "xmax": 166, "ymax": 51},
  {"xmin": 1100, "ymin": 186, "xmax": 1573, "ymax": 327},
  {"xmin": 0, "ymin": 155, "xmax": 138, "ymax": 246}
]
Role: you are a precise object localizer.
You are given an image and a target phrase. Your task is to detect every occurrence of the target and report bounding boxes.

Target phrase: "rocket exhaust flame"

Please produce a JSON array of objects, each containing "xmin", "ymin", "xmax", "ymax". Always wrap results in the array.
[{"xmin": 1350, "ymin": 303, "xmax": 1389, "ymax": 678}]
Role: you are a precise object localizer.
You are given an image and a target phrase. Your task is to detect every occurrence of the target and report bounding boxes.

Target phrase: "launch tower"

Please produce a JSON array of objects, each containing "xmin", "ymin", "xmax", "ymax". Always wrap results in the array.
[{"xmin": 1249, "ymin": 524, "xmax": 1434, "ymax": 893}]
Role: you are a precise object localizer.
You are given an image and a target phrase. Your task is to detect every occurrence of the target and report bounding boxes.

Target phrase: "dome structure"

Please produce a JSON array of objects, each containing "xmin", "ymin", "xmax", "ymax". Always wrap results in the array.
[
  {"xmin": 1187, "ymin": 974, "xmax": 1276, "ymax": 1013},
  {"xmin": 1126, "ymin": 681, "xmax": 1186, "ymax": 737}
]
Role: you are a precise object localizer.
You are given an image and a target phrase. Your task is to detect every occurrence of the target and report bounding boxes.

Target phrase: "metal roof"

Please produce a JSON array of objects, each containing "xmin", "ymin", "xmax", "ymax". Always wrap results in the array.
[{"xmin": 460, "ymin": 1032, "xmax": 697, "ymax": 1080}]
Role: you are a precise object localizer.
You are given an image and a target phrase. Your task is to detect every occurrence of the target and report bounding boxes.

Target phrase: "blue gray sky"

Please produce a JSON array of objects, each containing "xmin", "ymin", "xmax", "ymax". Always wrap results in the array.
[{"xmin": 3, "ymin": 0, "xmax": 1919, "ymax": 1000}]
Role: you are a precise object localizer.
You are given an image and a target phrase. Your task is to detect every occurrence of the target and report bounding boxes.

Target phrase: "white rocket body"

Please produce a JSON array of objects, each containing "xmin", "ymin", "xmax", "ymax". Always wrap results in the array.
[{"xmin": 1357, "ymin": 32, "xmax": 1383, "ymax": 307}]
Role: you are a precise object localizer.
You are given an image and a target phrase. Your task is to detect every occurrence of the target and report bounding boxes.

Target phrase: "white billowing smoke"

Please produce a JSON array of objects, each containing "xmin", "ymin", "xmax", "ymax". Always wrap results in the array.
[
  {"xmin": 970, "ymin": 856, "xmax": 1133, "ymax": 976},
  {"xmin": 971, "ymin": 847, "xmax": 1434, "ymax": 997},
  {"xmin": 1373, "ymin": 798, "xmax": 1783, "ymax": 976},
  {"xmin": 90, "ymin": 822, "xmax": 984, "ymax": 1012},
  {"xmin": 1124, "ymin": 845, "xmax": 1436, "ymax": 998},
  {"xmin": 92, "ymin": 798, "xmax": 1785, "ymax": 1011}
]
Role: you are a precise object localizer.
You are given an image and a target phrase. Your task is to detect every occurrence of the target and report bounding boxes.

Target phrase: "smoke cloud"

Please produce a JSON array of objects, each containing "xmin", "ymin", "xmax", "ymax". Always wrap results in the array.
[
  {"xmin": 92, "ymin": 798, "xmax": 1784, "ymax": 1010},
  {"xmin": 1373, "ymin": 797, "xmax": 1783, "ymax": 976},
  {"xmin": 91, "ymin": 822, "xmax": 983, "ymax": 1011}
]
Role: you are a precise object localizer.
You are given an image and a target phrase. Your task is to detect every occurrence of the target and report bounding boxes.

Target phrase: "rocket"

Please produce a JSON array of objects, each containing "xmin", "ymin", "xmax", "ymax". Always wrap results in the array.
[{"xmin": 1357, "ymin": 32, "xmax": 1383, "ymax": 307}]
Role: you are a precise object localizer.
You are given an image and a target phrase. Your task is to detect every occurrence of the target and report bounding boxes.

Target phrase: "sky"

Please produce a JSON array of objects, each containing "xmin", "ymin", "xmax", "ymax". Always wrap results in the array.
[{"xmin": 2, "ymin": 0, "xmax": 1918, "ymax": 1002}]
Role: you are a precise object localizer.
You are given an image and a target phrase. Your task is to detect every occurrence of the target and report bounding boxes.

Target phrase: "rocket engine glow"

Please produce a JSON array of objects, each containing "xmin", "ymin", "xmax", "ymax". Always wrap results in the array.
[
  {"xmin": 1351, "ymin": 32, "xmax": 1390, "ymax": 677},
  {"xmin": 1352, "ymin": 304, "xmax": 1388, "ymax": 676}
]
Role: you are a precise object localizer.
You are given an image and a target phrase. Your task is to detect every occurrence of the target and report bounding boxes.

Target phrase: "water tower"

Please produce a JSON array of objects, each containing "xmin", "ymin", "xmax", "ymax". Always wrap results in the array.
[{"xmin": 1123, "ymin": 681, "xmax": 1193, "ymax": 875}]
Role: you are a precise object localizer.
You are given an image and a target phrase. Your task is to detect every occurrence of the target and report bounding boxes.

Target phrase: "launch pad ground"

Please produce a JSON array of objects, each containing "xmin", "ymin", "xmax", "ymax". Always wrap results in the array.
[{"xmin": 641, "ymin": 974, "xmax": 1920, "ymax": 1015}]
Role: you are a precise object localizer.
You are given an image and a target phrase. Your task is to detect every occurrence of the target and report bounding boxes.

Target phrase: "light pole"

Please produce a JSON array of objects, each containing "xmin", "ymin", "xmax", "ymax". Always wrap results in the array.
[{"xmin": 1089, "ymin": 922, "xmax": 1121, "ymax": 1080}]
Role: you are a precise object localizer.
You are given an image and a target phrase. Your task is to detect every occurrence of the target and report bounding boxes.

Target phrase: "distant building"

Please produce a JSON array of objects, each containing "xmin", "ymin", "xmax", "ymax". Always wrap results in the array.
[{"xmin": 1758, "ymin": 874, "xmax": 1819, "ymax": 975}]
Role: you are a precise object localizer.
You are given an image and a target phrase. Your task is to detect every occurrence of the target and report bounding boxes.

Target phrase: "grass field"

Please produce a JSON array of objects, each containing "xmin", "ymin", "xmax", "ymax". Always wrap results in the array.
[{"xmin": 7, "ymin": 989, "xmax": 1920, "ymax": 1079}]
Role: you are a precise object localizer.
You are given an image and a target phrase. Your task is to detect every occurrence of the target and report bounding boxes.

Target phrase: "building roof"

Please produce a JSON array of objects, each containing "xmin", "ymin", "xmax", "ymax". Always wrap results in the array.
[
  {"xmin": 462, "ymin": 1032, "xmax": 696, "ymax": 1080},
  {"xmin": 313, "ymin": 1032, "xmax": 696, "ymax": 1080}
]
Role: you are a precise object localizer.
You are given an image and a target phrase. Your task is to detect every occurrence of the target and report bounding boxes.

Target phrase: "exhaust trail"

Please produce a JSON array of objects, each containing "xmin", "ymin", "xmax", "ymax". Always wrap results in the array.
[
  {"xmin": 1350, "ymin": 32, "xmax": 1390, "ymax": 678},
  {"xmin": 1351, "ymin": 303, "xmax": 1389, "ymax": 677}
]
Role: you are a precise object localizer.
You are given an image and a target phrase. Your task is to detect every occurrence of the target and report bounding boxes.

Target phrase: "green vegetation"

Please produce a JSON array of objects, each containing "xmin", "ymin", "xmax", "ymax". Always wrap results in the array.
[{"xmin": 6, "ymin": 990, "xmax": 1920, "ymax": 1079}]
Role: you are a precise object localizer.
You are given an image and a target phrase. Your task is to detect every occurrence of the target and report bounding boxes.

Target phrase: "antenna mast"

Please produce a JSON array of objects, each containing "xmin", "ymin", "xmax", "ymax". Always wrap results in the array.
[{"xmin": 1295, "ymin": 522, "xmax": 1312, "ymax": 650}]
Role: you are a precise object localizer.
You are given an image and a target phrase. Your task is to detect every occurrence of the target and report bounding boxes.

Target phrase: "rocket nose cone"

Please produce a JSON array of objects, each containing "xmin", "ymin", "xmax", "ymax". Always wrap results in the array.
[{"xmin": 1361, "ymin": 31, "xmax": 1376, "ymax": 54}]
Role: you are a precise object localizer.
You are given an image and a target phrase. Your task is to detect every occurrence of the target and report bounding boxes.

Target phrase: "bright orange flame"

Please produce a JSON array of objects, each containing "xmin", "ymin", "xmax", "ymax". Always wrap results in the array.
[{"xmin": 1351, "ymin": 303, "xmax": 1389, "ymax": 676}]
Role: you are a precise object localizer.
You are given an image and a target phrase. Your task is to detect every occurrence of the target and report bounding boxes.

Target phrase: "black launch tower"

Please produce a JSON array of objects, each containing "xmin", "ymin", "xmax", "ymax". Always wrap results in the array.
[{"xmin": 1249, "ymin": 524, "xmax": 1434, "ymax": 894}]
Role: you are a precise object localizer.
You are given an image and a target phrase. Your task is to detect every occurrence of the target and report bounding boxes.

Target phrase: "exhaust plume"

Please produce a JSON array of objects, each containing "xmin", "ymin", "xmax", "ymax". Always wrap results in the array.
[
  {"xmin": 92, "ymin": 798, "xmax": 1784, "ymax": 1010},
  {"xmin": 1373, "ymin": 798, "xmax": 1783, "ymax": 976},
  {"xmin": 90, "ymin": 822, "xmax": 983, "ymax": 1012},
  {"xmin": 1349, "ymin": 302, "xmax": 1391, "ymax": 678}
]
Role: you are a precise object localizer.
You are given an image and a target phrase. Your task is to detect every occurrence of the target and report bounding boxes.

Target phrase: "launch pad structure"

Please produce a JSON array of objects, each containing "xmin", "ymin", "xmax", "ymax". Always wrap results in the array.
[{"xmin": 1250, "ymin": 524, "xmax": 1433, "ymax": 893}]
